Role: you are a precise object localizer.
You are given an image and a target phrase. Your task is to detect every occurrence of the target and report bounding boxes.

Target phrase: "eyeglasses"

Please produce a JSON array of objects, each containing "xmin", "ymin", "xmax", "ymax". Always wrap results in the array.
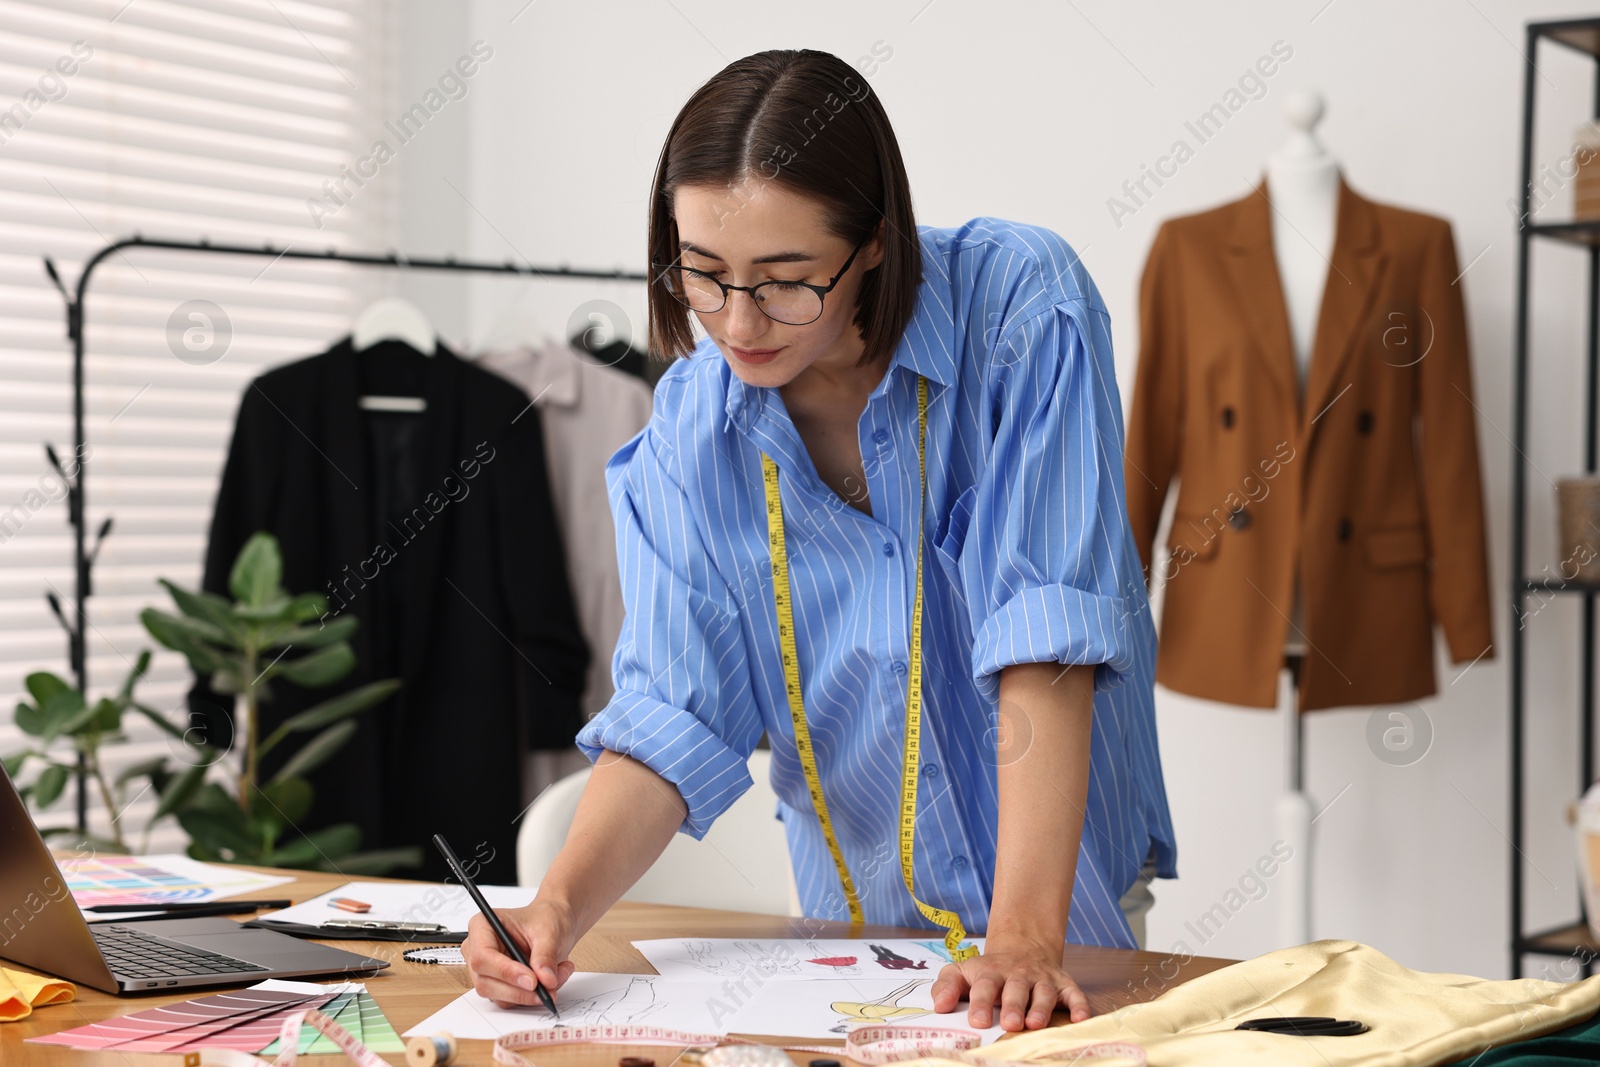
[{"xmin": 654, "ymin": 234, "xmax": 870, "ymax": 326}]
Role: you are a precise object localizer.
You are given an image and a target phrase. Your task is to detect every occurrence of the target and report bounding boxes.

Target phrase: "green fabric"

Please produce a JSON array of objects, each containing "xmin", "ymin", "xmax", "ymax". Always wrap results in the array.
[{"xmin": 1445, "ymin": 1009, "xmax": 1600, "ymax": 1065}]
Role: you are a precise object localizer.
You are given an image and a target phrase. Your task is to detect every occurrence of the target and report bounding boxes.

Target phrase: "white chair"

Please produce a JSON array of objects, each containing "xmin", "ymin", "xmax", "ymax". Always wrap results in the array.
[{"xmin": 516, "ymin": 749, "xmax": 801, "ymax": 916}]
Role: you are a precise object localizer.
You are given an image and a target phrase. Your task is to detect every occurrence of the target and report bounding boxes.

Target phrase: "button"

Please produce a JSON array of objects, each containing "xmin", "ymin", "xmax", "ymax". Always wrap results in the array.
[
  {"xmin": 892, "ymin": 660, "xmax": 907, "ymax": 675},
  {"xmin": 1221, "ymin": 406, "xmax": 1235, "ymax": 429},
  {"xmin": 923, "ymin": 763, "xmax": 940, "ymax": 778},
  {"xmin": 952, "ymin": 854, "xmax": 969, "ymax": 871},
  {"xmin": 873, "ymin": 428, "xmax": 889, "ymax": 445},
  {"xmin": 1337, "ymin": 518, "xmax": 1353, "ymax": 541},
  {"xmin": 1357, "ymin": 410, "xmax": 1374, "ymax": 434},
  {"xmin": 883, "ymin": 543, "xmax": 895, "ymax": 557},
  {"xmin": 1228, "ymin": 506, "xmax": 1251, "ymax": 531}
]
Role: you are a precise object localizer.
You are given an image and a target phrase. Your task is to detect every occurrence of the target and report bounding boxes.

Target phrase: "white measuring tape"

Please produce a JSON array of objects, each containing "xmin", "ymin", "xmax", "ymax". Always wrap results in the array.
[{"xmin": 183, "ymin": 1009, "xmax": 1147, "ymax": 1067}]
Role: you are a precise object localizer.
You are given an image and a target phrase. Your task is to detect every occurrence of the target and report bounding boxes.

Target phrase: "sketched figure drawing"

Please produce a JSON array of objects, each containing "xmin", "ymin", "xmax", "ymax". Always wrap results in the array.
[
  {"xmin": 829, "ymin": 980, "xmax": 931, "ymax": 1033},
  {"xmin": 538, "ymin": 977, "xmax": 665, "ymax": 1026},
  {"xmin": 869, "ymin": 944, "xmax": 928, "ymax": 970},
  {"xmin": 804, "ymin": 941, "xmax": 861, "ymax": 976},
  {"xmin": 735, "ymin": 940, "xmax": 802, "ymax": 975},
  {"xmin": 679, "ymin": 941, "xmax": 747, "ymax": 977}
]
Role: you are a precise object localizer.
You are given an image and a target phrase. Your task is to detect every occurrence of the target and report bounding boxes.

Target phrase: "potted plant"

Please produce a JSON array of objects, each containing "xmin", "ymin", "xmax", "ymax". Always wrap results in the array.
[
  {"xmin": 140, "ymin": 531, "xmax": 417, "ymax": 873},
  {"xmin": 2, "ymin": 652, "xmax": 172, "ymax": 853}
]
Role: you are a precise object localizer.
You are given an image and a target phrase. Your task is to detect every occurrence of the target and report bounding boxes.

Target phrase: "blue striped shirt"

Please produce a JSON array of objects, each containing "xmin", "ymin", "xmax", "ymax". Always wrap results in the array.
[{"xmin": 576, "ymin": 217, "xmax": 1176, "ymax": 948}]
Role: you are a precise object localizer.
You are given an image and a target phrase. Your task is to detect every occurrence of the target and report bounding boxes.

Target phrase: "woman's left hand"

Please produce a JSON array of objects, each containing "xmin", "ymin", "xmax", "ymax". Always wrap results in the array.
[{"xmin": 930, "ymin": 933, "xmax": 1090, "ymax": 1031}]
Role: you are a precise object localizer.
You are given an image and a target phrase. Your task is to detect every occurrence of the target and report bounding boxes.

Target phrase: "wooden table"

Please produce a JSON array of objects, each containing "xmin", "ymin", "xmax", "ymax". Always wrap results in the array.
[{"xmin": 2, "ymin": 868, "xmax": 1236, "ymax": 1066}]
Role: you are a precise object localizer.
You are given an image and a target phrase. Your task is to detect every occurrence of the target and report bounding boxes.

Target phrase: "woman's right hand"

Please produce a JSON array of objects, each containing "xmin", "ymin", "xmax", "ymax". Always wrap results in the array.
[{"xmin": 462, "ymin": 897, "xmax": 578, "ymax": 1008}]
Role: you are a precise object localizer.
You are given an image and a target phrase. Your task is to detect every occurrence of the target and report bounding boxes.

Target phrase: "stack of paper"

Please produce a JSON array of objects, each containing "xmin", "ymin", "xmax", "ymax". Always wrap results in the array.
[
  {"xmin": 28, "ymin": 980, "xmax": 402, "ymax": 1054},
  {"xmin": 405, "ymin": 938, "xmax": 1004, "ymax": 1042}
]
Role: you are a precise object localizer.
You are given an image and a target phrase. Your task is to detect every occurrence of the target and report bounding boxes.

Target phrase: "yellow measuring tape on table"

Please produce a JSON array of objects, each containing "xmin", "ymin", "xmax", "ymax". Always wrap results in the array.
[
  {"xmin": 762, "ymin": 375, "xmax": 975, "ymax": 963},
  {"xmin": 185, "ymin": 1011, "xmax": 1146, "ymax": 1067}
]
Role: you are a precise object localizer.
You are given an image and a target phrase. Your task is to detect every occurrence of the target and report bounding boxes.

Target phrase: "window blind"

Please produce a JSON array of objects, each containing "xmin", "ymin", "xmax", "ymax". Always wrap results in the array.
[{"xmin": 0, "ymin": 0, "xmax": 389, "ymax": 849}]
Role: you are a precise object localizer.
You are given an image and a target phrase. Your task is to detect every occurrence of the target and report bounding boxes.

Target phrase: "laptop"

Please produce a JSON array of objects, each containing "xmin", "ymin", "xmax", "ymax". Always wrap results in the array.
[{"xmin": 0, "ymin": 763, "xmax": 389, "ymax": 994}]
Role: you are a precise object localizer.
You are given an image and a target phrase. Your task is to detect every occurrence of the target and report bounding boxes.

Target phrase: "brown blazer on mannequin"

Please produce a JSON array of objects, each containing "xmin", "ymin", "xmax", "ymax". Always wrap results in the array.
[{"xmin": 1124, "ymin": 174, "xmax": 1494, "ymax": 711}]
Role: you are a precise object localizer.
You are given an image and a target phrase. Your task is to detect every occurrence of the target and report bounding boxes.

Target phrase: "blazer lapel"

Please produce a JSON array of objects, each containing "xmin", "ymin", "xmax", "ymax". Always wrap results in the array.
[
  {"xmin": 1222, "ymin": 179, "xmax": 1299, "ymax": 420},
  {"xmin": 1301, "ymin": 175, "xmax": 1387, "ymax": 441}
]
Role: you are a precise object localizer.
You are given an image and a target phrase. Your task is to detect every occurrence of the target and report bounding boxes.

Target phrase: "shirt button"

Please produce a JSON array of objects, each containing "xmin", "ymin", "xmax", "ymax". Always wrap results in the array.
[
  {"xmin": 951, "ymin": 854, "xmax": 969, "ymax": 871},
  {"xmin": 892, "ymin": 660, "xmax": 907, "ymax": 676},
  {"xmin": 882, "ymin": 543, "xmax": 895, "ymax": 557},
  {"xmin": 922, "ymin": 763, "xmax": 940, "ymax": 778},
  {"xmin": 873, "ymin": 428, "xmax": 889, "ymax": 445}
]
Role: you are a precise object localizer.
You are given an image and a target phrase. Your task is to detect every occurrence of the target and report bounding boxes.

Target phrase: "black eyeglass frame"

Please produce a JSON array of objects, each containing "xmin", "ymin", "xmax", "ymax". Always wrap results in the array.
[{"xmin": 653, "ymin": 233, "xmax": 871, "ymax": 326}]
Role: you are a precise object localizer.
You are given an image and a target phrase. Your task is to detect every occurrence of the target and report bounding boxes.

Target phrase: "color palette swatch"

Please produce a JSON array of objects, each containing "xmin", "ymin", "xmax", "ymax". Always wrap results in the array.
[
  {"xmin": 58, "ymin": 853, "xmax": 291, "ymax": 908},
  {"xmin": 29, "ymin": 980, "xmax": 402, "ymax": 1054}
]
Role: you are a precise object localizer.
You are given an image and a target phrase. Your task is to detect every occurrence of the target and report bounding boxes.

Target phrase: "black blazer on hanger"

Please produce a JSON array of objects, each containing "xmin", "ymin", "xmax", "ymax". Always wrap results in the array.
[{"xmin": 189, "ymin": 337, "xmax": 588, "ymax": 882}]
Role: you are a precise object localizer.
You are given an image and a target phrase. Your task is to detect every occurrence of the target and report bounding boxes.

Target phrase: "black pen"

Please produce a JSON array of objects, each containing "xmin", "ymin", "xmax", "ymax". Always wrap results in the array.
[
  {"xmin": 432, "ymin": 833, "xmax": 558, "ymax": 1018},
  {"xmin": 86, "ymin": 899, "xmax": 292, "ymax": 914}
]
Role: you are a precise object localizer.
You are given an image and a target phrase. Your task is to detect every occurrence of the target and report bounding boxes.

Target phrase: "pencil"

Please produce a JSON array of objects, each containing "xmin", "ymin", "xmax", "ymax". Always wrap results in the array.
[{"xmin": 431, "ymin": 834, "xmax": 558, "ymax": 1018}]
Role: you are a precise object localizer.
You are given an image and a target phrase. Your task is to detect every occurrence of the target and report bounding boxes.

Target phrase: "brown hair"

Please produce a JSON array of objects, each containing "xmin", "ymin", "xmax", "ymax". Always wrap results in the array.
[{"xmin": 647, "ymin": 49, "xmax": 920, "ymax": 364}]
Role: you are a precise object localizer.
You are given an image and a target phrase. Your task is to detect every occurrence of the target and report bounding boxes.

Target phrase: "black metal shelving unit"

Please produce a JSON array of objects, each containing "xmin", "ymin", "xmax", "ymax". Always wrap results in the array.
[{"xmin": 1511, "ymin": 16, "xmax": 1600, "ymax": 978}]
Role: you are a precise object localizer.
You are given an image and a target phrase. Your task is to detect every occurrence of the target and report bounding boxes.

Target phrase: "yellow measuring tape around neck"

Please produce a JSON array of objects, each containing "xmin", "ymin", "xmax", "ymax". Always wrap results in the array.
[{"xmin": 761, "ymin": 375, "xmax": 976, "ymax": 962}]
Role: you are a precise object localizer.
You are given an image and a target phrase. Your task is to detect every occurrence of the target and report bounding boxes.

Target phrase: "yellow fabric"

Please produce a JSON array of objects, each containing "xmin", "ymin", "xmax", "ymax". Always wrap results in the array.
[
  {"xmin": 0, "ymin": 964, "xmax": 74, "ymax": 1022},
  {"xmin": 937, "ymin": 940, "xmax": 1600, "ymax": 1067}
]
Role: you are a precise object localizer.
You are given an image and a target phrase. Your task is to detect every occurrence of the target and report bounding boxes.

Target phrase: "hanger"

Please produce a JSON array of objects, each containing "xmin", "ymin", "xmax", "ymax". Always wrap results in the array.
[{"xmin": 352, "ymin": 297, "xmax": 434, "ymax": 412}]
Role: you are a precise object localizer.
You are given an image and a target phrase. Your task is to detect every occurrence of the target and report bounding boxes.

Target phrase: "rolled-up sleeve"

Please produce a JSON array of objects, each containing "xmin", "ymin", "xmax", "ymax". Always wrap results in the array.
[
  {"xmin": 574, "ymin": 420, "xmax": 762, "ymax": 839},
  {"xmin": 963, "ymin": 299, "xmax": 1140, "ymax": 697}
]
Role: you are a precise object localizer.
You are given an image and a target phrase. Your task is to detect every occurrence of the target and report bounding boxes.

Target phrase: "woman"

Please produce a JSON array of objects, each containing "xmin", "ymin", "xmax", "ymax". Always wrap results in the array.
[{"xmin": 465, "ymin": 48, "xmax": 1175, "ymax": 1033}]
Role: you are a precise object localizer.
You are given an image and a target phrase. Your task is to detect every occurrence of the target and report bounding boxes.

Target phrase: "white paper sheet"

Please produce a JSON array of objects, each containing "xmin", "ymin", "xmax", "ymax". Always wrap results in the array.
[
  {"xmin": 631, "ymin": 938, "xmax": 984, "ymax": 981},
  {"xmin": 257, "ymin": 880, "xmax": 534, "ymax": 935},
  {"xmin": 403, "ymin": 972, "xmax": 735, "ymax": 1038},
  {"xmin": 404, "ymin": 973, "xmax": 1008, "ymax": 1042}
]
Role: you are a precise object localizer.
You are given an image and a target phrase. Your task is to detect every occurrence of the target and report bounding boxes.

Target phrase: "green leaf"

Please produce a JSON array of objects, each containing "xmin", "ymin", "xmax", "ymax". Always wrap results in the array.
[
  {"xmin": 118, "ymin": 650, "xmax": 153, "ymax": 701},
  {"xmin": 178, "ymin": 805, "xmax": 259, "ymax": 860},
  {"xmin": 325, "ymin": 846, "xmax": 423, "ymax": 876},
  {"xmin": 24, "ymin": 672, "xmax": 73, "ymax": 709},
  {"xmin": 114, "ymin": 755, "xmax": 169, "ymax": 788},
  {"xmin": 232, "ymin": 597, "xmax": 293, "ymax": 622},
  {"xmin": 34, "ymin": 688, "xmax": 87, "ymax": 744},
  {"xmin": 15, "ymin": 701, "xmax": 46, "ymax": 737},
  {"xmin": 141, "ymin": 607, "xmax": 230, "ymax": 648},
  {"xmin": 130, "ymin": 703, "xmax": 189, "ymax": 742},
  {"xmin": 268, "ymin": 719, "xmax": 358, "ymax": 784},
  {"xmin": 263, "ymin": 615, "xmax": 358, "ymax": 652},
  {"xmin": 273, "ymin": 644, "xmax": 355, "ymax": 688},
  {"xmin": 229, "ymin": 533, "xmax": 283, "ymax": 607},
  {"xmin": 183, "ymin": 781, "xmax": 240, "ymax": 815},
  {"xmin": 89, "ymin": 697, "xmax": 122, "ymax": 734},
  {"xmin": 158, "ymin": 581, "xmax": 239, "ymax": 639},
  {"xmin": 257, "ymin": 680, "xmax": 399, "ymax": 760},
  {"xmin": 285, "ymin": 593, "xmax": 330, "ymax": 623},
  {"xmin": 3, "ymin": 749, "xmax": 37, "ymax": 776},
  {"xmin": 265, "ymin": 823, "xmax": 361, "ymax": 869},
  {"xmin": 140, "ymin": 609, "xmax": 228, "ymax": 673},
  {"xmin": 255, "ymin": 776, "xmax": 314, "ymax": 829},
  {"xmin": 33, "ymin": 763, "xmax": 70, "ymax": 808}
]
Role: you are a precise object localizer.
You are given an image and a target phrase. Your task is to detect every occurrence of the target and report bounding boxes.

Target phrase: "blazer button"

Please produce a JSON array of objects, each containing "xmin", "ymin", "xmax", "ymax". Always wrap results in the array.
[
  {"xmin": 1221, "ymin": 406, "xmax": 1235, "ymax": 429},
  {"xmin": 1337, "ymin": 518, "xmax": 1353, "ymax": 541},
  {"xmin": 1229, "ymin": 506, "xmax": 1251, "ymax": 530},
  {"xmin": 1357, "ymin": 410, "xmax": 1374, "ymax": 434}
]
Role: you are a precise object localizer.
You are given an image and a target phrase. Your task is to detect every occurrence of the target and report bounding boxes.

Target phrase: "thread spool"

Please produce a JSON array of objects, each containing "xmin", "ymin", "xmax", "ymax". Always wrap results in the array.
[{"xmin": 405, "ymin": 1032, "xmax": 457, "ymax": 1067}]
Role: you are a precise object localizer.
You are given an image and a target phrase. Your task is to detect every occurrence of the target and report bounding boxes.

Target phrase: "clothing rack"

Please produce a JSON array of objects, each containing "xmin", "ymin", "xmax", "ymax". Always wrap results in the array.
[{"xmin": 39, "ymin": 234, "xmax": 650, "ymax": 830}]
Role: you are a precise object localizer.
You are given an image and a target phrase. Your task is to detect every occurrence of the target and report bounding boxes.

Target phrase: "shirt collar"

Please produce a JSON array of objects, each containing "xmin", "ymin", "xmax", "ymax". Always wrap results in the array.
[{"xmin": 722, "ymin": 227, "xmax": 953, "ymax": 431}]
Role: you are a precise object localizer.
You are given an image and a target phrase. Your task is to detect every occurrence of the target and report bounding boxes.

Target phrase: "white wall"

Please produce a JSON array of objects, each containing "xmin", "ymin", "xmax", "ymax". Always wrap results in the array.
[{"xmin": 376, "ymin": 0, "xmax": 1600, "ymax": 981}]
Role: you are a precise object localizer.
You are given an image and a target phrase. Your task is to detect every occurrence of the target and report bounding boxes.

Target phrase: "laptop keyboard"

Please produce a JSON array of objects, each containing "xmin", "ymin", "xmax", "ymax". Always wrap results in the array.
[{"xmin": 93, "ymin": 925, "xmax": 269, "ymax": 979}]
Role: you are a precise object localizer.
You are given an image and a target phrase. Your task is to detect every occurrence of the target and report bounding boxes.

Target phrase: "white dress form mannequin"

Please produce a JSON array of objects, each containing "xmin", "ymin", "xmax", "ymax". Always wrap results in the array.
[{"xmin": 1263, "ymin": 89, "xmax": 1339, "ymax": 949}]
